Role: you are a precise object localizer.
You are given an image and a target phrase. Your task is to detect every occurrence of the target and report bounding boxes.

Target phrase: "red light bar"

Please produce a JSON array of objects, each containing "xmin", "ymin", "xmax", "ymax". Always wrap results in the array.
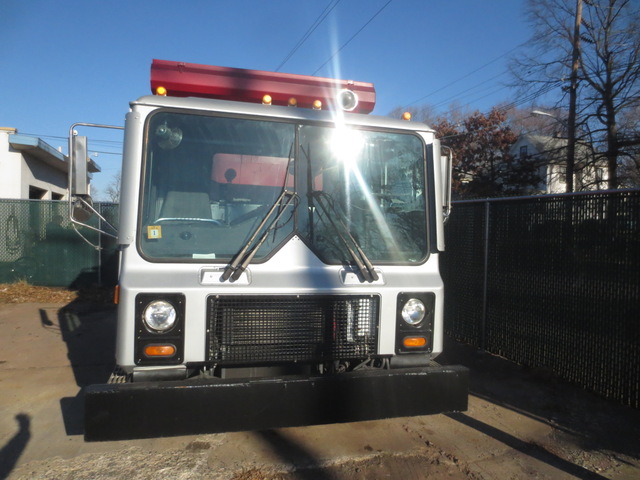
[{"xmin": 150, "ymin": 59, "xmax": 376, "ymax": 114}]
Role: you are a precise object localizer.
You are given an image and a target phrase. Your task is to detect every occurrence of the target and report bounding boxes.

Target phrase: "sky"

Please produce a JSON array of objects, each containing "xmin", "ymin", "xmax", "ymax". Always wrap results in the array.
[{"xmin": 1, "ymin": 0, "xmax": 532, "ymax": 199}]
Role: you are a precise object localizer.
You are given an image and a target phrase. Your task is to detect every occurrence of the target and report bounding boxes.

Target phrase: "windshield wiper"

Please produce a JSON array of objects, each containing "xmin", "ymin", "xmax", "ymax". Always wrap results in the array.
[
  {"xmin": 310, "ymin": 191, "xmax": 379, "ymax": 283},
  {"xmin": 221, "ymin": 189, "xmax": 297, "ymax": 282},
  {"xmin": 221, "ymin": 143, "xmax": 297, "ymax": 282}
]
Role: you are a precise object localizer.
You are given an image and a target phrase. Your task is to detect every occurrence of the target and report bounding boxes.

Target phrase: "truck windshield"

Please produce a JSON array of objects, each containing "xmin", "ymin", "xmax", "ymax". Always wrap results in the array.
[{"xmin": 139, "ymin": 111, "xmax": 428, "ymax": 264}]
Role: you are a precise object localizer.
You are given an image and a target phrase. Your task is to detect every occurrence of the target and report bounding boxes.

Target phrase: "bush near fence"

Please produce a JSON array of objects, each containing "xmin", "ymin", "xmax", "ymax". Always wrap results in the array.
[{"xmin": 441, "ymin": 190, "xmax": 640, "ymax": 409}]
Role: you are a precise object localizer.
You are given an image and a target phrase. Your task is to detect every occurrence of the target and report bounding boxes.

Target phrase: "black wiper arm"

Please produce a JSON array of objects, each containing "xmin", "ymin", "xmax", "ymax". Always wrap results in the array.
[
  {"xmin": 221, "ymin": 190, "xmax": 297, "ymax": 281},
  {"xmin": 311, "ymin": 191, "xmax": 378, "ymax": 283}
]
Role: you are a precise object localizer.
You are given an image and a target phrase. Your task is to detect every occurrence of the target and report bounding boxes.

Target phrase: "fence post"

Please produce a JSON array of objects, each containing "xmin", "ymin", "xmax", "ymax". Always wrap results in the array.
[
  {"xmin": 480, "ymin": 200, "xmax": 490, "ymax": 351},
  {"xmin": 97, "ymin": 203, "xmax": 103, "ymax": 286}
]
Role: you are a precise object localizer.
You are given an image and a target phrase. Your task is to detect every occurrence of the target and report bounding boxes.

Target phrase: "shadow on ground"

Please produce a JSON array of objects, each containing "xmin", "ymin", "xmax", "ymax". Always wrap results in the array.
[
  {"xmin": 438, "ymin": 337, "xmax": 640, "ymax": 469},
  {"xmin": 52, "ymin": 289, "xmax": 117, "ymax": 436},
  {"xmin": 0, "ymin": 414, "xmax": 31, "ymax": 480}
]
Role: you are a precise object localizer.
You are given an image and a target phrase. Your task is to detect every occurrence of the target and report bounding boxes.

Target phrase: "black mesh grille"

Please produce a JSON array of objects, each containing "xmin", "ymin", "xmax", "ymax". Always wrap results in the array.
[{"xmin": 207, "ymin": 295, "xmax": 379, "ymax": 365}]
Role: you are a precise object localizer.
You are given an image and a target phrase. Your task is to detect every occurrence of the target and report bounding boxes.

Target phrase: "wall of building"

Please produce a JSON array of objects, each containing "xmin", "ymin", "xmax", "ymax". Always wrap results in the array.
[
  {"xmin": 0, "ymin": 127, "xmax": 70, "ymax": 200},
  {"xmin": 0, "ymin": 128, "xmax": 23, "ymax": 198}
]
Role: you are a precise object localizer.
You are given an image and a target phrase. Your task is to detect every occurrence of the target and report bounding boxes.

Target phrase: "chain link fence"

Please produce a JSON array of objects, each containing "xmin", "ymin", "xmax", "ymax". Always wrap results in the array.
[
  {"xmin": 442, "ymin": 190, "xmax": 640, "ymax": 409},
  {"xmin": 0, "ymin": 199, "xmax": 119, "ymax": 287}
]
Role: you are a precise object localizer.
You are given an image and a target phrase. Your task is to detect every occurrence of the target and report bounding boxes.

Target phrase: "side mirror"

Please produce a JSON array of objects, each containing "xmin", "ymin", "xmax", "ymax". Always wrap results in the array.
[
  {"xmin": 67, "ymin": 122, "xmax": 123, "ymax": 243},
  {"xmin": 71, "ymin": 135, "xmax": 90, "ymax": 196},
  {"xmin": 72, "ymin": 195, "xmax": 94, "ymax": 223}
]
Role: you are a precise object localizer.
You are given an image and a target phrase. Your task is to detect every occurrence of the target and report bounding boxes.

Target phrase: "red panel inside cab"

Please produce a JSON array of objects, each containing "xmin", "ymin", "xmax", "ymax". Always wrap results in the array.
[{"xmin": 212, "ymin": 154, "xmax": 293, "ymax": 188}]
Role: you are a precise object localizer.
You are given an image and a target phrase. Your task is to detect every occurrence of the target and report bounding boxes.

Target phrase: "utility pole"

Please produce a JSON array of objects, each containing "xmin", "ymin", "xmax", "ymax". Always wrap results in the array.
[{"xmin": 566, "ymin": 0, "xmax": 582, "ymax": 193}]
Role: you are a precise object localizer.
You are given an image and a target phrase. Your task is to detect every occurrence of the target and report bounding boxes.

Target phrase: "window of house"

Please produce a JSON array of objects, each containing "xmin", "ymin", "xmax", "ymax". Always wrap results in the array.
[
  {"xmin": 557, "ymin": 165, "xmax": 567, "ymax": 183},
  {"xmin": 519, "ymin": 145, "xmax": 528, "ymax": 158}
]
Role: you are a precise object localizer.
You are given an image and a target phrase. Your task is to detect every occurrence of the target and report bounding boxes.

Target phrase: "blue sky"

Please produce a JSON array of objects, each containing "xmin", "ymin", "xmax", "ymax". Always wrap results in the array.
[{"xmin": 1, "ymin": 0, "xmax": 531, "ymax": 198}]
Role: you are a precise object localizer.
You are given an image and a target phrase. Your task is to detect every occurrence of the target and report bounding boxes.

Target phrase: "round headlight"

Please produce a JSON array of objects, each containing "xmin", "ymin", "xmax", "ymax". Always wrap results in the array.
[
  {"xmin": 143, "ymin": 300, "xmax": 177, "ymax": 332},
  {"xmin": 401, "ymin": 298, "xmax": 426, "ymax": 326}
]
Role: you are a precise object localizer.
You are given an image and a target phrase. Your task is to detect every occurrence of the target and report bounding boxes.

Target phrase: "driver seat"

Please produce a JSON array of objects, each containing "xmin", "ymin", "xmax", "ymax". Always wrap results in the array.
[{"xmin": 160, "ymin": 191, "xmax": 212, "ymax": 220}]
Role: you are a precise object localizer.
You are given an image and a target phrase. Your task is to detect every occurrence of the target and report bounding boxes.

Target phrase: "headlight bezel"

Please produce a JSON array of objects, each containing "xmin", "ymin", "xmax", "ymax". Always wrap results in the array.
[
  {"xmin": 135, "ymin": 293, "xmax": 185, "ymax": 366},
  {"xmin": 395, "ymin": 292, "xmax": 436, "ymax": 354}
]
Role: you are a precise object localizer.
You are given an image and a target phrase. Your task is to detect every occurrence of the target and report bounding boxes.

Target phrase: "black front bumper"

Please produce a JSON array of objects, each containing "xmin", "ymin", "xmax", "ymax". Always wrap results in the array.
[{"xmin": 84, "ymin": 365, "xmax": 468, "ymax": 441}]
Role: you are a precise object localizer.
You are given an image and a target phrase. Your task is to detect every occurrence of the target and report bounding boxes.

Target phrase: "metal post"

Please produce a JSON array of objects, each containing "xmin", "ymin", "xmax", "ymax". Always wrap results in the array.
[
  {"xmin": 97, "ymin": 202, "xmax": 102, "ymax": 286},
  {"xmin": 480, "ymin": 200, "xmax": 490, "ymax": 351},
  {"xmin": 566, "ymin": 0, "xmax": 583, "ymax": 193}
]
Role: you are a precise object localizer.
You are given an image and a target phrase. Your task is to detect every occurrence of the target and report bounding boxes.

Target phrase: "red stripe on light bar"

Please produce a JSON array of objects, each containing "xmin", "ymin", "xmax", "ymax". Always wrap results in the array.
[{"xmin": 150, "ymin": 59, "xmax": 376, "ymax": 113}]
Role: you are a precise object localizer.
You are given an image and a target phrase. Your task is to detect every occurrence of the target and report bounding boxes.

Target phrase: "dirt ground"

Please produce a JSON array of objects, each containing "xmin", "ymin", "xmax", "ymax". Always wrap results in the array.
[{"xmin": 1, "ymin": 287, "xmax": 639, "ymax": 479}]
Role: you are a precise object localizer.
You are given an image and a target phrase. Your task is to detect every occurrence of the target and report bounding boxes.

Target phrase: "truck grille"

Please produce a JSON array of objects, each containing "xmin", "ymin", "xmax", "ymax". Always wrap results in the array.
[{"xmin": 206, "ymin": 295, "xmax": 379, "ymax": 365}]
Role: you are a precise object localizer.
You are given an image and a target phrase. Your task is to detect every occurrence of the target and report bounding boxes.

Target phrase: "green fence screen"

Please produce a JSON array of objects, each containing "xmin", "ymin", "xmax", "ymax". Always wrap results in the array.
[{"xmin": 0, "ymin": 199, "xmax": 119, "ymax": 287}]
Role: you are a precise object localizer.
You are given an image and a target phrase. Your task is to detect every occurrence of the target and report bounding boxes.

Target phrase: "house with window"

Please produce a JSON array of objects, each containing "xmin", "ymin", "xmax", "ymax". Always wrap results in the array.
[
  {"xmin": 511, "ymin": 134, "xmax": 606, "ymax": 194},
  {"xmin": 0, "ymin": 127, "xmax": 100, "ymax": 200}
]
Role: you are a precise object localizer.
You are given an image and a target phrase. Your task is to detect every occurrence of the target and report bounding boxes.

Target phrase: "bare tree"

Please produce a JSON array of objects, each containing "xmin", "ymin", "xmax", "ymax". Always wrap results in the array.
[
  {"xmin": 510, "ymin": 0, "xmax": 640, "ymax": 190},
  {"xmin": 104, "ymin": 170, "xmax": 121, "ymax": 203},
  {"xmin": 580, "ymin": 0, "xmax": 640, "ymax": 189},
  {"xmin": 504, "ymin": 105, "xmax": 568, "ymax": 136}
]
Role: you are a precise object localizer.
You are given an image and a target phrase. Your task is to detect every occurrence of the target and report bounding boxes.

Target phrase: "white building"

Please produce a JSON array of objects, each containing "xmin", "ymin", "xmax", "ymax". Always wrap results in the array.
[
  {"xmin": 0, "ymin": 127, "xmax": 100, "ymax": 200},
  {"xmin": 511, "ymin": 134, "xmax": 606, "ymax": 194}
]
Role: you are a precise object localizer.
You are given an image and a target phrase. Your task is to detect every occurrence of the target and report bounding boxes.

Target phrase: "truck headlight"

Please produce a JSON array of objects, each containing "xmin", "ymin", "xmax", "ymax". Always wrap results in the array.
[
  {"xmin": 143, "ymin": 300, "xmax": 177, "ymax": 332},
  {"xmin": 401, "ymin": 298, "xmax": 426, "ymax": 326}
]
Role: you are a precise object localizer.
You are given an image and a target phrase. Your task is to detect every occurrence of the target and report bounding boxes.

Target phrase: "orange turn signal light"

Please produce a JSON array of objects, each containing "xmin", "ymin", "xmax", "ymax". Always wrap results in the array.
[
  {"xmin": 403, "ymin": 336, "xmax": 427, "ymax": 348},
  {"xmin": 144, "ymin": 345, "xmax": 176, "ymax": 357}
]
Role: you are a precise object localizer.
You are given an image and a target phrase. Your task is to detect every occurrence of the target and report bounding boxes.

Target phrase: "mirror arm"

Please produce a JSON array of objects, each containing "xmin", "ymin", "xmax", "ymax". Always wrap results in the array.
[
  {"xmin": 67, "ymin": 123, "xmax": 124, "ymax": 245},
  {"xmin": 441, "ymin": 145, "xmax": 453, "ymax": 223}
]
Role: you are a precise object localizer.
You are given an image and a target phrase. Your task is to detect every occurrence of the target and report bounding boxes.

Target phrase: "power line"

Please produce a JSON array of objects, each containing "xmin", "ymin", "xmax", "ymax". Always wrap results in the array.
[
  {"xmin": 312, "ymin": 0, "xmax": 393, "ymax": 76},
  {"xmin": 431, "ymin": 72, "xmax": 511, "ymax": 109},
  {"xmin": 403, "ymin": 43, "xmax": 524, "ymax": 109},
  {"xmin": 275, "ymin": 0, "xmax": 342, "ymax": 72},
  {"xmin": 399, "ymin": 31, "xmax": 566, "ymax": 114}
]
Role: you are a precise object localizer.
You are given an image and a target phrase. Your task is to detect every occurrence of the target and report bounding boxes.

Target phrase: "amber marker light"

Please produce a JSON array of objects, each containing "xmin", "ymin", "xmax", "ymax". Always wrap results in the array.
[
  {"xmin": 403, "ymin": 336, "xmax": 427, "ymax": 348},
  {"xmin": 113, "ymin": 285, "xmax": 120, "ymax": 305},
  {"xmin": 402, "ymin": 112, "xmax": 412, "ymax": 121},
  {"xmin": 262, "ymin": 94, "xmax": 272, "ymax": 105},
  {"xmin": 313, "ymin": 99, "xmax": 322, "ymax": 110},
  {"xmin": 288, "ymin": 97, "xmax": 298, "ymax": 107},
  {"xmin": 156, "ymin": 86, "xmax": 167, "ymax": 96},
  {"xmin": 144, "ymin": 345, "xmax": 176, "ymax": 357}
]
